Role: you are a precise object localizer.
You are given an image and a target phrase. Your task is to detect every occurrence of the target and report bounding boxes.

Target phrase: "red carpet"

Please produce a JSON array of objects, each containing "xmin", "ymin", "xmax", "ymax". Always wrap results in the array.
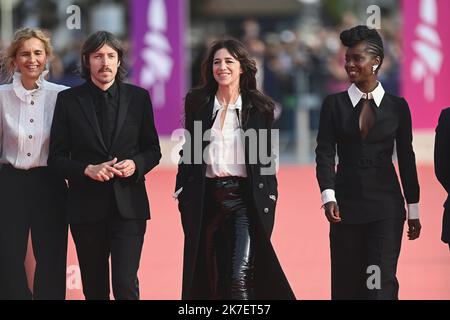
[{"xmin": 28, "ymin": 165, "xmax": 449, "ymax": 299}]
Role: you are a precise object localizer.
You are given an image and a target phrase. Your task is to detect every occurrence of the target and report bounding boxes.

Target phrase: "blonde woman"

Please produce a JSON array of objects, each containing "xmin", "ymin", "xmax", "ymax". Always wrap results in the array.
[{"xmin": 0, "ymin": 28, "xmax": 68, "ymax": 299}]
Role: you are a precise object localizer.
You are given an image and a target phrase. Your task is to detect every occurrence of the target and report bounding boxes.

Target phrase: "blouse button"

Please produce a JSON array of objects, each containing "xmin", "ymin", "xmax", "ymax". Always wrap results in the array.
[
  {"xmin": 27, "ymin": 153, "xmax": 31, "ymax": 157},
  {"xmin": 30, "ymin": 119, "xmax": 34, "ymax": 123},
  {"xmin": 264, "ymin": 208, "xmax": 269, "ymax": 214},
  {"xmin": 258, "ymin": 182, "xmax": 264, "ymax": 189},
  {"xmin": 31, "ymin": 101, "xmax": 35, "ymax": 105},
  {"xmin": 29, "ymin": 135, "xmax": 33, "ymax": 139}
]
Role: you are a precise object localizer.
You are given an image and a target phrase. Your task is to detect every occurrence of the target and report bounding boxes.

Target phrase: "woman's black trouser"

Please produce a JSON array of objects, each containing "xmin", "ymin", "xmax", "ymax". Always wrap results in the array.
[
  {"xmin": 330, "ymin": 218, "xmax": 404, "ymax": 300},
  {"xmin": 0, "ymin": 164, "xmax": 68, "ymax": 300},
  {"xmin": 203, "ymin": 176, "xmax": 255, "ymax": 300}
]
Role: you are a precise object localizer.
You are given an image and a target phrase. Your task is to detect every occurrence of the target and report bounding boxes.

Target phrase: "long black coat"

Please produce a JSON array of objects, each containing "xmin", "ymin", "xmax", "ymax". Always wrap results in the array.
[
  {"xmin": 48, "ymin": 82, "xmax": 161, "ymax": 223},
  {"xmin": 175, "ymin": 92, "xmax": 295, "ymax": 300},
  {"xmin": 434, "ymin": 107, "xmax": 450, "ymax": 244},
  {"xmin": 316, "ymin": 92, "xmax": 420, "ymax": 224}
]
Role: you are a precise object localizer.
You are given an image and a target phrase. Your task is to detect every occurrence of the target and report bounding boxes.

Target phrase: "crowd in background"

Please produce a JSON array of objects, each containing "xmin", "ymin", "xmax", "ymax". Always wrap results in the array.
[
  {"xmin": 0, "ymin": 0, "xmax": 402, "ymax": 160},
  {"xmin": 188, "ymin": 9, "xmax": 401, "ymax": 157}
]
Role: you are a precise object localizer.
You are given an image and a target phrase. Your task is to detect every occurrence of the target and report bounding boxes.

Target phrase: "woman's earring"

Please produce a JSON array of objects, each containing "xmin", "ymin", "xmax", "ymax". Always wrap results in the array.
[{"xmin": 372, "ymin": 65, "xmax": 379, "ymax": 74}]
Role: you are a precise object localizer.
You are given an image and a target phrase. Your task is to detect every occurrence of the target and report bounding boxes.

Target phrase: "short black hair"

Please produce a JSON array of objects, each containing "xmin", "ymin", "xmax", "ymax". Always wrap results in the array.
[
  {"xmin": 340, "ymin": 25, "xmax": 384, "ymax": 72},
  {"xmin": 80, "ymin": 31, "xmax": 127, "ymax": 81}
]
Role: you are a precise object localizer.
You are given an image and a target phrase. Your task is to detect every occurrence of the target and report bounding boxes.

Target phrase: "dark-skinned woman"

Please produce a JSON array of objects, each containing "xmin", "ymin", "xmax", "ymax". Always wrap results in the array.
[{"xmin": 315, "ymin": 25, "xmax": 421, "ymax": 300}]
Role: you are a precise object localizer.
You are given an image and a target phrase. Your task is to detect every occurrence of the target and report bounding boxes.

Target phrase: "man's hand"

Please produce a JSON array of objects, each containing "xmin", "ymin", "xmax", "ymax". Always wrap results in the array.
[
  {"xmin": 113, "ymin": 159, "xmax": 136, "ymax": 178},
  {"xmin": 324, "ymin": 201, "xmax": 342, "ymax": 223},
  {"xmin": 407, "ymin": 218, "xmax": 421, "ymax": 240},
  {"xmin": 84, "ymin": 158, "xmax": 123, "ymax": 182}
]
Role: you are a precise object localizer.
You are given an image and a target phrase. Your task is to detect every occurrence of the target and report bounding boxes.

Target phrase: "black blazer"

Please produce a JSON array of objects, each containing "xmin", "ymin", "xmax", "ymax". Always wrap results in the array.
[
  {"xmin": 48, "ymin": 81, "xmax": 161, "ymax": 223},
  {"xmin": 434, "ymin": 107, "xmax": 450, "ymax": 244},
  {"xmin": 315, "ymin": 91, "xmax": 420, "ymax": 224},
  {"xmin": 175, "ymin": 91, "xmax": 295, "ymax": 300}
]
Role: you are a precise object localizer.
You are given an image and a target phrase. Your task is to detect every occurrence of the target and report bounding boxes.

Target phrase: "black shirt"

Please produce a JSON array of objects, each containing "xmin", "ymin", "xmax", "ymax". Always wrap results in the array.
[{"xmin": 87, "ymin": 80, "xmax": 119, "ymax": 148}]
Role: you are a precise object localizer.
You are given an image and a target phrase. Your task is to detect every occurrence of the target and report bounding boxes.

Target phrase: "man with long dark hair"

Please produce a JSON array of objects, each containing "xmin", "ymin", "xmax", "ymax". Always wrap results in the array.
[{"xmin": 48, "ymin": 31, "xmax": 161, "ymax": 300}]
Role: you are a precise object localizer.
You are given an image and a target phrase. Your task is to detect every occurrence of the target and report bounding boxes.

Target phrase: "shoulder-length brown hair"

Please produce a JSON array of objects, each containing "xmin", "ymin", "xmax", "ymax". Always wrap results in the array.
[{"xmin": 186, "ymin": 38, "xmax": 274, "ymax": 127}]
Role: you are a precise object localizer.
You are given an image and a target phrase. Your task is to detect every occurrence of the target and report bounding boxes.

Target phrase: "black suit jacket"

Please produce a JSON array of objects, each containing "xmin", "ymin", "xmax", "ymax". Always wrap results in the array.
[
  {"xmin": 434, "ymin": 107, "xmax": 450, "ymax": 244},
  {"xmin": 315, "ymin": 91, "xmax": 420, "ymax": 224},
  {"xmin": 48, "ymin": 81, "xmax": 161, "ymax": 223}
]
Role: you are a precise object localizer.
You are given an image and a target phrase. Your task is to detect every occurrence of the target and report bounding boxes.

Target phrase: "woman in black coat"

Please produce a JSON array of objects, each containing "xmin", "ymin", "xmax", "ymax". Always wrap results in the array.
[
  {"xmin": 315, "ymin": 26, "xmax": 421, "ymax": 299},
  {"xmin": 175, "ymin": 39, "xmax": 295, "ymax": 300},
  {"xmin": 434, "ymin": 108, "xmax": 450, "ymax": 250}
]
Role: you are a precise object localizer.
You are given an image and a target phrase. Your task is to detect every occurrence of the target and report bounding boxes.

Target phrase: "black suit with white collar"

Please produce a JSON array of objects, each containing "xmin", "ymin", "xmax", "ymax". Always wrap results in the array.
[{"xmin": 315, "ymin": 83, "xmax": 420, "ymax": 299}]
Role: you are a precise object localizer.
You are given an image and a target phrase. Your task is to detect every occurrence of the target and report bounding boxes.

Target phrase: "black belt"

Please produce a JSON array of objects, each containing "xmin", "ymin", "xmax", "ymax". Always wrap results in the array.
[
  {"xmin": 0, "ymin": 163, "xmax": 48, "ymax": 173},
  {"xmin": 338, "ymin": 157, "xmax": 392, "ymax": 168},
  {"xmin": 205, "ymin": 176, "xmax": 248, "ymax": 188}
]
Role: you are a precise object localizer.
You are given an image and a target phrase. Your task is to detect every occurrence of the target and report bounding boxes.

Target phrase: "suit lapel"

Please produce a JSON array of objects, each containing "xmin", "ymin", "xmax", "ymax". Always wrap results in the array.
[
  {"xmin": 77, "ymin": 83, "xmax": 107, "ymax": 152},
  {"xmin": 195, "ymin": 97, "xmax": 213, "ymax": 176},
  {"xmin": 241, "ymin": 97, "xmax": 257, "ymax": 173},
  {"xmin": 197, "ymin": 96, "xmax": 214, "ymax": 132},
  {"xmin": 241, "ymin": 95, "xmax": 255, "ymax": 131},
  {"xmin": 111, "ymin": 82, "xmax": 131, "ymax": 148}
]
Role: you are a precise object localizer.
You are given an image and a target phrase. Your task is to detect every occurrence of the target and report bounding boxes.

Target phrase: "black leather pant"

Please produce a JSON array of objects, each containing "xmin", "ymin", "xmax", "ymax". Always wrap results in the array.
[{"xmin": 204, "ymin": 177, "xmax": 255, "ymax": 300}]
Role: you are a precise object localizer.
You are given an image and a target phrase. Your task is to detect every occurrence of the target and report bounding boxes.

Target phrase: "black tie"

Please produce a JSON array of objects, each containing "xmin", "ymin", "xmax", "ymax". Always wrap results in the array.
[
  {"xmin": 100, "ymin": 92, "xmax": 111, "ymax": 148},
  {"xmin": 359, "ymin": 98, "xmax": 375, "ymax": 139}
]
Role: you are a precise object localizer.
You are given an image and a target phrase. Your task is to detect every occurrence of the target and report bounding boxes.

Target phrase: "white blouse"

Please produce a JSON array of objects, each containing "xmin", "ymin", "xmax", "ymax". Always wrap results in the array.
[
  {"xmin": 0, "ymin": 71, "xmax": 68, "ymax": 169},
  {"xmin": 205, "ymin": 95, "xmax": 247, "ymax": 178}
]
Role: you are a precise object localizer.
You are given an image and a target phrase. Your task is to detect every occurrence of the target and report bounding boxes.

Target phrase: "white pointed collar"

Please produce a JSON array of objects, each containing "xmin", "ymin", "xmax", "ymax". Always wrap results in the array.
[{"xmin": 347, "ymin": 82, "xmax": 385, "ymax": 108}]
